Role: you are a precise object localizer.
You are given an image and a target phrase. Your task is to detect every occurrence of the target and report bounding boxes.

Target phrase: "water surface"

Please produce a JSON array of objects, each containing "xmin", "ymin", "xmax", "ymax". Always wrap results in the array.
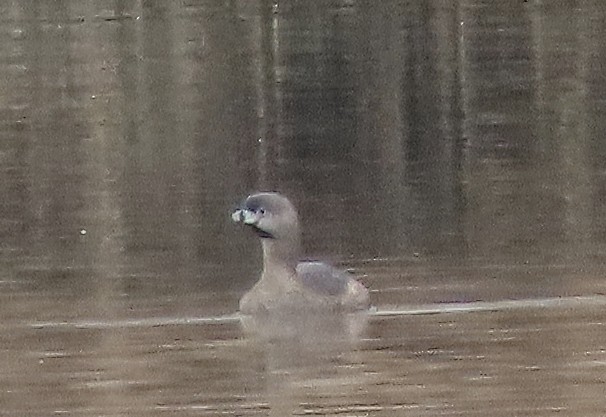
[{"xmin": 1, "ymin": 0, "xmax": 606, "ymax": 415}]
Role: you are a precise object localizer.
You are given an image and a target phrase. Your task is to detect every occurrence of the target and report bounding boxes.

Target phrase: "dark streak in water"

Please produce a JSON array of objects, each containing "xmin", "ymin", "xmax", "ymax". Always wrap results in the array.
[
  {"xmin": 29, "ymin": 313, "xmax": 241, "ymax": 330},
  {"xmin": 27, "ymin": 295, "xmax": 606, "ymax": 330},
  {"xmin": 372, "ymin": 295, "xmax": 606, "ymax": 317}
]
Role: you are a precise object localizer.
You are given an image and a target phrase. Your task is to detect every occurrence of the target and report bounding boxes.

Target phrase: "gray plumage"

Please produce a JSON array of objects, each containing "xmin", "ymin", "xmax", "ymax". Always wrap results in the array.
[
  {"xmin": 296, "ymin": 262, "xmax": 351, "ymax": 296},
  {"xmin": 232, "ymin": 192, "xmax": 370, "ymax": 314}
]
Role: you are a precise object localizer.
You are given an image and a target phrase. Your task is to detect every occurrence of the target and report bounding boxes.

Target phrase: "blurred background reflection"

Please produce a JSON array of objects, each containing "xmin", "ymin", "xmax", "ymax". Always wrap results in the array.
[{"xmin": 1, "ymin": 0, "xmax": 605, "ymax": 415}]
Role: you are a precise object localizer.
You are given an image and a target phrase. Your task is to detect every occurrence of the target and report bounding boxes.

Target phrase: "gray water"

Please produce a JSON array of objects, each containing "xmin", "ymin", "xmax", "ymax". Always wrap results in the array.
[{"xmin": 1, "ymin": 0, "xmax": 606, "ymax": 415}]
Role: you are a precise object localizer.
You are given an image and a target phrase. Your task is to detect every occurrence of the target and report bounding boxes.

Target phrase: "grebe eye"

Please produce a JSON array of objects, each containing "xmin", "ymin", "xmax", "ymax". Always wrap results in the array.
[{"xmin": 259, "ymin": 208, "xmax": 265, "ymax": 215}]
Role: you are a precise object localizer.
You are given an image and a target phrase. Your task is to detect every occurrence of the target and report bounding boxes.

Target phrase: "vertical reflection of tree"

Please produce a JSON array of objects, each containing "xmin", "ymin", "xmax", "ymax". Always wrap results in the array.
[
  {"xmin": 24, "ymin": 1, "xmax": 88, "ymax": 283},
  {"xmin": 459, "ymin": 1, "xmax": 540, "ymax": 264},
  {"xmin": 252, "ymin": 0, "xmax": 280, "ymax": 189},
  {"xmin": 403, "ymin": 1, "xmax": 467, "ymax": 258},
  {"xmin": 531, "ymin": 3, "xmax": 597, "ymax": 267},
  {"xmin": 352, "ymin": 1, "xmax": 409, "ymax": 259},
  {"xmin": 351, "ymin": 1, "xmax": 466, "ymax": 260},
  {"xmin": 83, "ymin": 0, "xmax": 149, "ymax": 413}
]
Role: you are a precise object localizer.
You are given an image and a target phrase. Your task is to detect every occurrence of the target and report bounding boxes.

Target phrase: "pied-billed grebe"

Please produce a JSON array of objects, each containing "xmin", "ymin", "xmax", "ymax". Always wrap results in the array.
[{"xmin": 232, "ymin": 192, "xmax": 370, "ymax": 314}]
